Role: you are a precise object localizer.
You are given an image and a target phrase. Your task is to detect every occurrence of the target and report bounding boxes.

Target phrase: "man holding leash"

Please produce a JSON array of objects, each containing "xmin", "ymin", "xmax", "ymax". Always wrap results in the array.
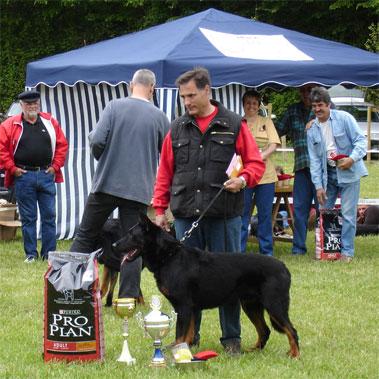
[
  {"xmin": 0, "ymin": 90, "xmax": 68, "ymax": 262},
  {"xmin": 307, "ymin": 86, "xmax": 367, "ymax": 262},
  {"xmin": 153, "ymin": 67, "xmax": 265, "ymax": 355},
  {"xmin": 70, "ymin": 69, "xmax": 170, "ymax": 299}
]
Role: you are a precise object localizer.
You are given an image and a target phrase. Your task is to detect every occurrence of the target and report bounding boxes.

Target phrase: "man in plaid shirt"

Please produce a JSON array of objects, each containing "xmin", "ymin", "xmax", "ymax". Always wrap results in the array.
[{"xmin": 275, "ymin": 84, "xmax": 318, "ymax": 255}]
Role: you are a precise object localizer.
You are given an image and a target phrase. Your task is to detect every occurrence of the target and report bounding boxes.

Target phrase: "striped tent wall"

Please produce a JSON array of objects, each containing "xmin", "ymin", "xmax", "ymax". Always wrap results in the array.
[{"xmin": 37, "ymin": 83, "xmax": 249, "ymax": 239}]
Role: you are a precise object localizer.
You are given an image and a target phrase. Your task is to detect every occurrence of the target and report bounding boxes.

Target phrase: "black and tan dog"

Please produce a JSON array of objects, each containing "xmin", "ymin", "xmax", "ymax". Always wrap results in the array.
[
  {"xmin": 113, "ymin": 213, "xmax": 300, "ymax": 358},
  {"xmin": 97, "ymin": 219, "xmax": 144, "ymax": 306}
]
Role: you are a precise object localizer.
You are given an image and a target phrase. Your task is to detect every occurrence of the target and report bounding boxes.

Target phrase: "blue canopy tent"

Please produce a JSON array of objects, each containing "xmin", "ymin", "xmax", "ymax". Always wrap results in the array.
[
  {"xmin": 25, "ymin": 8, "xmax": 379, "ymax": 239},
  {"xmin": 27, "ymin": 8, "xmax": 378, "ymax": 88}
]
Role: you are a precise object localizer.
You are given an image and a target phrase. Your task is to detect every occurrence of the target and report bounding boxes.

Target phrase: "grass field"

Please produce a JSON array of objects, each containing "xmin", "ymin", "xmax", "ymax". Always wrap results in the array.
[
  {"xmin": 1, "ymin": 233, "xmax": 378, "ymax": 379},
  {"xmin": 0, "ymin": 156, "xmax": 378, "ymax": 378}
]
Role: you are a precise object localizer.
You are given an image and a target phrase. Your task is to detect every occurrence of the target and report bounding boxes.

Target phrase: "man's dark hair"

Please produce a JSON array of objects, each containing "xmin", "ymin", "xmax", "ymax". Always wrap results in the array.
[
  {"xmin": 175, "ymin": 67, "xmax": 211, "ymax": 89},
  {"xmin": 310, "ymin": 86, "xmax": 331, "ymax": 104},
  {"xmin": 242, "ymin": 90, "xmax": 261, "ymax": 105}
]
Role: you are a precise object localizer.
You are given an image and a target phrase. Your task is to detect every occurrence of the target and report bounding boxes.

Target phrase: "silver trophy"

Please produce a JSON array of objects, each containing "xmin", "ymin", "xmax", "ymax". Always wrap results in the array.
[
  {"xmin": 113, "ymin": 298, "xmax": 136, "ymax": 365},
  {"xmin": 136, "ymin": 295, "xmax": 177, "ymax": 367}
]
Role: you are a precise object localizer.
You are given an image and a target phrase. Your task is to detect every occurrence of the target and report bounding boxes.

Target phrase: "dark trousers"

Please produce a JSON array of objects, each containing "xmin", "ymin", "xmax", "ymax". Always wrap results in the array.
[
  {"xmin": 292, "ymin": 168, "xmax": 318, "ymax": 254},
  {"xmin": 70, "ymin": 192, "xmax": 147, "ymax": 298}
]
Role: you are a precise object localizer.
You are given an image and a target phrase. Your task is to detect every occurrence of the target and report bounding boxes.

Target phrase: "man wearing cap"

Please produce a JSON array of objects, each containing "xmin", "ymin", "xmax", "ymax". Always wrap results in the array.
[{"xmin": 0, "ymin": 90, "xmax": 68, "ymax": 262}]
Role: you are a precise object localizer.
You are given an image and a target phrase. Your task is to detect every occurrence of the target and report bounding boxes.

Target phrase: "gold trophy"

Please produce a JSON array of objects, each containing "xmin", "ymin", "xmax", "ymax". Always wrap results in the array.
[{"xmin": 113, "ymin": 298, "xmax": 136, "ymax": 365}]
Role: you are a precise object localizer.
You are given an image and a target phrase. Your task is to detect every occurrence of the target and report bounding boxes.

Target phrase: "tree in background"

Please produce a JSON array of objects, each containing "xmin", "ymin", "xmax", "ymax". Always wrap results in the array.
[{"xmin": 0, "ymin": 0, "xmax": 377, "ymax": 114}]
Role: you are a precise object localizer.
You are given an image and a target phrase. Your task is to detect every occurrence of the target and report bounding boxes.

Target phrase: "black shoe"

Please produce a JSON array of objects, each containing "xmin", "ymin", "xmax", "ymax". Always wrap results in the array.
[{"xmin": 223, "ymin": 340, "xmax": 241, "ymax": 356}]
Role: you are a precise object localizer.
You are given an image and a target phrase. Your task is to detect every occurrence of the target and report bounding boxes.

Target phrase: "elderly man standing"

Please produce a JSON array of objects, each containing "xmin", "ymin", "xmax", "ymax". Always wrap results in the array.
[
  {"xmin": 70, "ymin": 69, "xmax": 170, "ymax": 299},
  {"xmin": 0, "ymin": 90, "xmax": 68, "ymax": 262},
  {"xmin": 153, "ymin": 67, "xmax": 265, "ymax": 355},
  {"xmin": 307, "ymin": 86, "xmax": 367, "ymax": 262},
  {"xmin": 275, "ymin": 84, "xmax": 318, "ymax": 255}
]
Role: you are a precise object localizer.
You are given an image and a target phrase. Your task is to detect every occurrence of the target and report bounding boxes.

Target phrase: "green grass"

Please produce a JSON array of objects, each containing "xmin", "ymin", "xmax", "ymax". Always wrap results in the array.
[
  {"xmin": 0, "ymin": 156, "xmax": 378, "ymax": 378},
  {"xmin": 1, "ymin": 232, "xmax": 379, "ymax": 378}
]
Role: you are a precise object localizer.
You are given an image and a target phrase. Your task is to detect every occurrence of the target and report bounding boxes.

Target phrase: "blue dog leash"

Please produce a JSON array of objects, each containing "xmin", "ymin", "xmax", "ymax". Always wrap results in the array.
[{"xmin": 180, "ymin": 186, "xmax": 225, "ymax": 242}]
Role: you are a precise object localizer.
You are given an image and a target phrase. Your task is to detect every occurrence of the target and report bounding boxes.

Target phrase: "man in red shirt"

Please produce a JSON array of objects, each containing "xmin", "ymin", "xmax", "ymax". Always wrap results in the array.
[
  {"xmin": 0, "ymin": 90, "xmax": 68, "ymax": 262},
  {"xmin": 153, "ymin": 68, "xmax": 265, "ymax": 355}
]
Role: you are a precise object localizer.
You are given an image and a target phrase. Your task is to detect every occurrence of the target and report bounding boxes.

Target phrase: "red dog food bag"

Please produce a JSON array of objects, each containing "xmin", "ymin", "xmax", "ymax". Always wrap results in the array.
[
  {"xmin": 43, "ymin": 251, "xmax": 104, "ymax": 362},
  {"xmin": 315, "ymin": 209, "xmax": 342, "ymax": 260}
]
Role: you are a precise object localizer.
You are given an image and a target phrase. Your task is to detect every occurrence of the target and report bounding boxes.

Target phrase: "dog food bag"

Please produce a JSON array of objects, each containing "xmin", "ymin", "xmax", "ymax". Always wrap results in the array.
[
  {"xmin": 43, "ymin": 251, "xmax": 105, "ymax": 362},
  {"xmin": 315, "ymin": 209, "xmax": 342, "ymax": 261}
]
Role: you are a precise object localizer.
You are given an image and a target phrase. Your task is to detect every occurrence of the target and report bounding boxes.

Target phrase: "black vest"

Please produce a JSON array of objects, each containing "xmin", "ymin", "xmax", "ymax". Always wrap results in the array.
[{"xmin": 170, "ymin": 100, "xmax": 244, "ymax": 218}]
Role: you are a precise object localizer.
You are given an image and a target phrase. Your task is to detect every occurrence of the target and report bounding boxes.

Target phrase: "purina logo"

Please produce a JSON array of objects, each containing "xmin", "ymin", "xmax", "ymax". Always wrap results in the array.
[
  {"xmin": 62, "ymin": 289, "xmax": 75, "ymax": 302},
  {"xmin": 328, "ymin": 223, "xmax": 340, "ymax": 232}
]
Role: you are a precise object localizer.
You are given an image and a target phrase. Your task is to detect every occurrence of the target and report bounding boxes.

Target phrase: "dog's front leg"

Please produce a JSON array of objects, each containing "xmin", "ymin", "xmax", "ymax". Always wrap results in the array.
[{"xmin": 174, "ymin": 307, "xmax": 195, "ymax": 346}]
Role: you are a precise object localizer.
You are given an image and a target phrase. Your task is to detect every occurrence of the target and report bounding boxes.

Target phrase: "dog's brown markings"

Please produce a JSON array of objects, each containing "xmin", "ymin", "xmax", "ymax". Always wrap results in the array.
[
  {"xmin": 268, "ymin": 314, "xmax": 300, "ymax": 358},
  {"xmin": 176, "ymin": 315, "xmax": 195, "ymax": 345},
  {"xmin": 283, "ymin": 326, "xmax": 300, "ymax": 358}
]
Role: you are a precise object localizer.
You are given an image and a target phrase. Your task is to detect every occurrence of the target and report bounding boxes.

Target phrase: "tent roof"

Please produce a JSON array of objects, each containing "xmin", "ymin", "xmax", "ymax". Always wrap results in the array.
[{"xmin": 26, "ymin": 8, "xmax": 379, "ymax": 89}]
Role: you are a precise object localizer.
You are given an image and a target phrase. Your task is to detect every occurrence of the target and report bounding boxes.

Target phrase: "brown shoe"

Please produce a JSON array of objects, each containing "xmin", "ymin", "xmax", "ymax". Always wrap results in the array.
[{"xmin": 339, "ymin": 255, "xmax": 353, "ymax": 263}]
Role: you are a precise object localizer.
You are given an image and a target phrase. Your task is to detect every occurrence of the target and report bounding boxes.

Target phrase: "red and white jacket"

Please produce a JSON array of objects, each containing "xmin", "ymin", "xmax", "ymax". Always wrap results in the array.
[{"xmin": 0, "ymin": 112, "xmax": 68, "ymax": 187}]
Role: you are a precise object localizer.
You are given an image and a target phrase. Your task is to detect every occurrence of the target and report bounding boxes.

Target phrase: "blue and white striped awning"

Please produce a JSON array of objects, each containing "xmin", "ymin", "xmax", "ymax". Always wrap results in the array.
[{"xmin": 36, "ymin": 82, "xmax": 249, "ymax": 239}]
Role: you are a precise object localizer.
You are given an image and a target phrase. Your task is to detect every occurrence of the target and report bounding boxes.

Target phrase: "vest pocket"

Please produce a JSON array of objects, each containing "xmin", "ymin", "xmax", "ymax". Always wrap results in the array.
[
  {"xmin": 171, "ymin": 184, "xmax": 187, "ymax": 214},
  {"xmin": 172, "ymin": 138, "xmax": 190, "ymax": 164},
  {"xmin": 210, "ymin": 136, "xmax": 234, "ymax": 162}
]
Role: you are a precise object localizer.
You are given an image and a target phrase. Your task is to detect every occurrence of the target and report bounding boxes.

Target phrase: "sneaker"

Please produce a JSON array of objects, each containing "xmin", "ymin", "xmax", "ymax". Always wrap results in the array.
[
  {"xmin": 339, "ymin": 255, "xmax": 353, "ymax": 263},
  {"xmin": 24, "ymin": 256, "xmax": 36, "ymax": 263},
  {"xmin": 223, "ymin": 340, "xmax": 241, "ymax": 356}
]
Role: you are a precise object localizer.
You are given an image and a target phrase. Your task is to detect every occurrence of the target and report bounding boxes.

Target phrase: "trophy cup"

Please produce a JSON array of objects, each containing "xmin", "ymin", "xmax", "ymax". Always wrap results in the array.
[
  {"xmin": 136, "ymin": 295, "xmax": 177, "ymax": 367},
  {"xmin": 113, "ymin": 298, "xmax": 136, "ymax": 365}
]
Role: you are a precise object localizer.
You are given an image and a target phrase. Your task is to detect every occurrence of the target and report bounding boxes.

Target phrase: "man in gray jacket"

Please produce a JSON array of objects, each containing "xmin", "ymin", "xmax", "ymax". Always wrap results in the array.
[{"xmin": 70, "ymin": 69, "xmax": 170, "ymax": 298}]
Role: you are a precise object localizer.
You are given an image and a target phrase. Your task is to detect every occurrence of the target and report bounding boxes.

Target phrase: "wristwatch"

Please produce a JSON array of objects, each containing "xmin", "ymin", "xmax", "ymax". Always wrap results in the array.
[{"xmin": 238, "ymin": 176, "xmax": 247, "ymax": 189}]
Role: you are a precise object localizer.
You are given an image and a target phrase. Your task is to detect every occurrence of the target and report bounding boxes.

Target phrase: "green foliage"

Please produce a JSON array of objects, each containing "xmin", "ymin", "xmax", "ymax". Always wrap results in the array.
[{"xmin": 364, "ymin": 23, "xmax": 379, "ymax": 105}]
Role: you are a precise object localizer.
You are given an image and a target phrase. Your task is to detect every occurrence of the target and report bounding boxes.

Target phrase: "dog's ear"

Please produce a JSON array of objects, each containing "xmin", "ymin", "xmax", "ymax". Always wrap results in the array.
[
  {"xmin": 138, "ymin": 212, "xmax": 157, "ymax": 232},
  {"xmin": 138, "ymin": 212, "xmax": 150, "ymax": 224}
]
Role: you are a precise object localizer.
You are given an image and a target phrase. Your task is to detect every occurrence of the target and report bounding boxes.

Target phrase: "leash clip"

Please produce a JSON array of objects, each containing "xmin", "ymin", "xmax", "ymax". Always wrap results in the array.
[{"xmin": 180, "ymin": 221, "xmax": 198, "ymax": 242}]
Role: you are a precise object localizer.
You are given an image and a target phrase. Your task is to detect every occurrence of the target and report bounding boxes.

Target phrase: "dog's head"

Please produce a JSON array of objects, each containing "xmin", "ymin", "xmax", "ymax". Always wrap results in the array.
[{"xmin": 112, "ymin": 213, "xmax": 179, "ymax": 269}]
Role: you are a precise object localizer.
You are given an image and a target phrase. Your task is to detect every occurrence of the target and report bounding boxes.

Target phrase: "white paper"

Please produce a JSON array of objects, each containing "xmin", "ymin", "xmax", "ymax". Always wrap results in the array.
[{"xmin": 200, "ymin": 27, "xmax": 313, "ymax": 61}]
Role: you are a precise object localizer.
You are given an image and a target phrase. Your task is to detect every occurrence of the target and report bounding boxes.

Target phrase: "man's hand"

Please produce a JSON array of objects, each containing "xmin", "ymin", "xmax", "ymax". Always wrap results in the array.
[
  {"xmin": 45, "ymin": 166, "xmax": 56, "ymax": 177},
  {"xmin": 316, "ymin": 188, "xmax": 328, "ymax": 206},
  {"xmin": 337, "ymin": 157, "xmax": 354, "ymax": 170},
  {"xmin": 305, "ymin": 119, "xmax": 315, "ymax": 130},
  {"xmin": 14, "ymin": 167, "xmax": 27, "ymax": 177},
  {"xmin": 155, "ymin": 214, "xmax": 171, "ymax": 232},
  {"xmin": 224, "ymin": 177, "xmax": 245, "ymax": 193}
]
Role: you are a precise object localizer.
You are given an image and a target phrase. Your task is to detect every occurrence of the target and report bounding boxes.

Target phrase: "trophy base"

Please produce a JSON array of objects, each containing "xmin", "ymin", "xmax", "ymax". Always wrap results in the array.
[
  {"xmin": 149, "ymin": 347, "xmax": 166, "ymax": 368},
  {"xmin": 149, "ymin": 360, "xmax": 167, "ymax": 368},
  {"xmin": 118, "ymin": 357, "xmax": 136, "ymax": 366},
  {"xmin": 117, "ymin": 340, "xmax": 136, "ymax": 365}
]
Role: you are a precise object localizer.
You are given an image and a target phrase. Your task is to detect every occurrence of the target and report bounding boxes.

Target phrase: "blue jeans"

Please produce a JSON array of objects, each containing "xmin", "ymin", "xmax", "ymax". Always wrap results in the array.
[
  {"xmin": 14, "ymin": 171, "xmax": 56, "ymax": 259},
  {"xmin": 174, "ymin": 216, "xmax": 242, "ymax": 345},
  {"xmin": 322, "ymin": 167, "xmax": 360, "ymax": 257},
  {"xmin": 241, "ymin": 183, "xmax": 275, "ymax": 255},
  {"xmin": 293, "ymin": 168, "xmax": 318, "ymax": 254}
]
